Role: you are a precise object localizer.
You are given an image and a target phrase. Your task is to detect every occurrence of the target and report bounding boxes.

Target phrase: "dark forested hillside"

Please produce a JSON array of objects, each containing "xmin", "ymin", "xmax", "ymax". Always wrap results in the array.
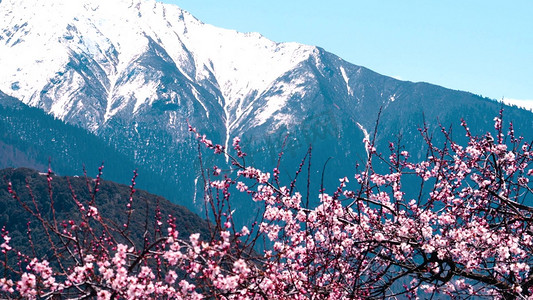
[
  {"xmin": 0, "ymin": 91, "xmax": 184, "ymax": 205},
  {"xmin": 0, "ymin": 167, "xmax": 211, "ymax": 260}
]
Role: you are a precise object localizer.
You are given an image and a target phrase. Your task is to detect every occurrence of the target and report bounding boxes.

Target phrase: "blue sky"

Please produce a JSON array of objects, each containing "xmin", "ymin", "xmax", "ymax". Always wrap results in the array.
[{"xmin": 164, "ymin": 1, "xmax": 532, "ymax": 103}]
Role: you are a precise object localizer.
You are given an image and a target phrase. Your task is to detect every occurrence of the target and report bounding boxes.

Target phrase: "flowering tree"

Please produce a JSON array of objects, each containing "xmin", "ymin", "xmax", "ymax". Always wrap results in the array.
[{"xmin": 1, "ymin": 111, "xmax": 533, "ymax": 299}]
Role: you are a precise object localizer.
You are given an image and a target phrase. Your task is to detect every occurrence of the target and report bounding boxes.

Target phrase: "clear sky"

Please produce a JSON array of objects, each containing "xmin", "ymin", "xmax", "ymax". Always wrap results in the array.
[{"xmin": 163, "ymin": 0, "xmax": 532, "ymax": 103}]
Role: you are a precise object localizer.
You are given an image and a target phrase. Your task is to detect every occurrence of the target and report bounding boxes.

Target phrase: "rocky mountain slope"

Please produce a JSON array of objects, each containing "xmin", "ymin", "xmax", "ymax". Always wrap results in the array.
[
  {"xmin": 0, "ymin": 0, "xmax": 532, "ymax": 216},
  {"xmin": 0, "ymin": 91, "xmax": 182, "ymax": 201}
]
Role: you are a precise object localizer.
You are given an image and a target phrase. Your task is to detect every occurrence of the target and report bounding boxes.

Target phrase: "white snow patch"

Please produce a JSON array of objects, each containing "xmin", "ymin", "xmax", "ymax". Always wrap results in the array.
[
  {"xmin": 48, "ymin": 72, "xmax": 84, "ymax": 119},
  {"xmin": 253, "ymin": 77, "xmax": 307, "ymax": 127},
  {"xmin": 181, "ymin": 23, "xmax": 315, "ymax": 110},
  {"xmin": 224, "ymin": 108, "xmax": 231, "ymax": 163},
  {"xmin": 104, "ymin": 74, "xmax": 118, "ymax": 122},
  {"xmin": 339, "ymin": 66, "xmax": 353, "ymax": 96},
  {"xmin": 255, "ymin": 95, "xmax": 288, "ymax": 126},
  {"xmin": 193, "ymin": 176, "xmax": 199, "ymax": 204},
  {"xmin": 167, "ymin": 111, "xmax": 178, "ymax": 128},
  {"xmin": 356, "ymin": 122, "xmax": 370, "ymax": 157},
  {"xmin": 132, "ymin": 81, "xmax": 158, "ymax": 113},
  {"xmin": 191, "ymin": 87, "xmax": 209, "ymax": 118}
]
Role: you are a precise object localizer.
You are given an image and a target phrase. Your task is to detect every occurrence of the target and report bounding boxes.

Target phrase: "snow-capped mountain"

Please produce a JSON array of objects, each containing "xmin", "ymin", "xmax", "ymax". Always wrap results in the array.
[
  {"xmin": 1, "ymin": 0, "xmax": 532, "ymax": 213},
  {"xmin": 0, "ymin": 0, "xmax": 315, "ymax": 135}
]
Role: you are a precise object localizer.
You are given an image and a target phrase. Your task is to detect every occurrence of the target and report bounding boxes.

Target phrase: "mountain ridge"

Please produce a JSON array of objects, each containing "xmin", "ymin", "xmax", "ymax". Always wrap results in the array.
[
  {"xmin": 0, "ymin": 0, "xmax": 318, "ymax": 137},
  {"xmin": 1, "ymin": 0, "xmax": 532, "ymax": 216}
]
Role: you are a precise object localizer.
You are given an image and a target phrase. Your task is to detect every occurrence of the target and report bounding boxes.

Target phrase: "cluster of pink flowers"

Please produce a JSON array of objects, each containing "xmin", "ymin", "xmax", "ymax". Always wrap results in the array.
[{"xmin": 1, "ymin": 113, "xmax": 533, "ymax": 298}]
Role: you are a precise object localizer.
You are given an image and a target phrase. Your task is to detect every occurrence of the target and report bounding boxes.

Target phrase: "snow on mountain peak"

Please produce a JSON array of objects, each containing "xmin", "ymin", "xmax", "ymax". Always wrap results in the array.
[{"xmin": 0, "ymin": 0, "xmax": 318, "ymax": 129}]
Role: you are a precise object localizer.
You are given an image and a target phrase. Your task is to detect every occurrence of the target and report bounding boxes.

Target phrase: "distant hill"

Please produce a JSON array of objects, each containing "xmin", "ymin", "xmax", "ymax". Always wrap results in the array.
[{"xmin": 0, "ymin": 167, "xmax": 211, "ymax": 261}]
